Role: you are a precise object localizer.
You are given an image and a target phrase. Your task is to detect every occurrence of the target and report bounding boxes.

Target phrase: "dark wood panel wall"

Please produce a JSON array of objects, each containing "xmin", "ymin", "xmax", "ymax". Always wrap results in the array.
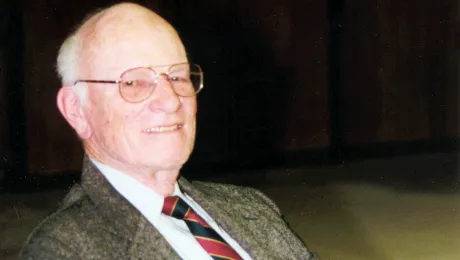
[
  {"xmin": 454, "ymin": 0, "xmax": 460, "ymax": 137},
  {"xmin": 283, "ymin": 0, "xmax": 330, "ymax": 151},
  {"xmin": 0, "ymin": 0, "xmax": 10, "ymax": 181},
  {"xmin": 5, "ymin": 0, "xmax": 457, "ymax": 175},
  {"xmin": 1, "ymin": 0, "xmax": 27, "ymax": 182},
  {"xmin": 340, "ymin": 0, "xmax": 458, "ymax": 145}
]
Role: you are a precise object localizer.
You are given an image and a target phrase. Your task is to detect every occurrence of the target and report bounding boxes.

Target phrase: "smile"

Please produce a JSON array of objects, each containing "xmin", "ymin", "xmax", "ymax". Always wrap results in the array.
[
  {"xmin": 142, "ymin": 124, "xmax": 183, "ymax": 133},
  {"xmin": 142, "ymin": 125, "xmax": 182, "ymax": 133}
]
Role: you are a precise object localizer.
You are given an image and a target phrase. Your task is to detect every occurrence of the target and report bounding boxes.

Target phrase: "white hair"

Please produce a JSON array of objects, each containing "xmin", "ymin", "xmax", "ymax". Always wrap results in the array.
[
  {"xmin": 56, "ymin": 7, "xmax": 108, "ymax": 107},
  {"xmin": 56, "ymin": 34, "xmax": 89, "ymax": 106}
]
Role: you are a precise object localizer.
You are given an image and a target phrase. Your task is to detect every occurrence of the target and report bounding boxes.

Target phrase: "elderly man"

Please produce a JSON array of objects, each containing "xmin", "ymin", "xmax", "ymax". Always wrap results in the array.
[{"xmin": 20, "ymin": 2, "xmax": 318, "ymax": 260}]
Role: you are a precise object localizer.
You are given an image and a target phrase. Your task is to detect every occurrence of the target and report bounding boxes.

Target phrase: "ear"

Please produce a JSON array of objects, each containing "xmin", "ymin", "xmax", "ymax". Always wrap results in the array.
[{"xmin": 56, "ymin": 86, "xmax": 92, "ymax": 139}]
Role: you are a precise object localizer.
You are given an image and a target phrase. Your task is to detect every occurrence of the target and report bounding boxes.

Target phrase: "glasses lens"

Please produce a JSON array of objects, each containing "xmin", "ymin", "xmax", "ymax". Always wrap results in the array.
[
  {"xmin": 169, "ymin": 63, "xmax": 203, "ymax": 96},
  {"xmin": 118, "ymin": 64, "xmax": 203, "ymax": 103},
  {"xmin": 119, "ymin": 68, "xmax": 155, "ymax": 103}
]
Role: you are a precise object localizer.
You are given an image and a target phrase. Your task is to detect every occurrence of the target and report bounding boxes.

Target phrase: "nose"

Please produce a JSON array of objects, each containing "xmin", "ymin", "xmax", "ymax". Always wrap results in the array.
[{"xmin": 147, "ymin": 74, "xmax": 181, "ymax": 113}]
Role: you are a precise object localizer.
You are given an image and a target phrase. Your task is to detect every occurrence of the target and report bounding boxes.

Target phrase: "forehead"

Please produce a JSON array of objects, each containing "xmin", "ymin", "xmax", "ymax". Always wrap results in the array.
[{"xmin": 81, "ymin": 10, "xmax": 187, "ymax": 77}]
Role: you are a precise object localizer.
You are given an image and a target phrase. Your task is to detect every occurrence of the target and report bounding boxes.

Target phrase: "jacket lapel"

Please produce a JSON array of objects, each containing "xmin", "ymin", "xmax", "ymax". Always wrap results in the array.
[
  {"xmin": 128, "ymin": 216, "xmax": 180, "ymax": 259},
  {"xmin": 81, "ymin": 156, "xmax": 180, "ymax": 259}
]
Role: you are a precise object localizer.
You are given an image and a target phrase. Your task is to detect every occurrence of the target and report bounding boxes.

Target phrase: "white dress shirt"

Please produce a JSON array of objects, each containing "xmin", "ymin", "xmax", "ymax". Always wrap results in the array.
[{"xmin": 90, "ymin": 159, "xmax": 252, "ymax": 260}]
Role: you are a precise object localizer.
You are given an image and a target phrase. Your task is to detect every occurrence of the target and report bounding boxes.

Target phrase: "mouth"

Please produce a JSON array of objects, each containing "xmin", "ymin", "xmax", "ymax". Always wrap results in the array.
[{"xmin": 142, "ymin": 124, "xmax": 183, "ymax": 133}]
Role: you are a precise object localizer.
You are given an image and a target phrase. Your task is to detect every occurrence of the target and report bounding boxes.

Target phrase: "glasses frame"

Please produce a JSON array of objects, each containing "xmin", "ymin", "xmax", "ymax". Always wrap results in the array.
[{"xmin": 74, "ymin": 62, "xmax": 204, "ymax": 103}]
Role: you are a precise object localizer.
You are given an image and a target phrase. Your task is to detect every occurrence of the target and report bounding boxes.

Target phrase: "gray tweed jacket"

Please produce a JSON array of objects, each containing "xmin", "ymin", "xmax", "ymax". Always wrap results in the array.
[{"xmin": 20, "ymin": 157, "xmax": 318, "ymax": 260}]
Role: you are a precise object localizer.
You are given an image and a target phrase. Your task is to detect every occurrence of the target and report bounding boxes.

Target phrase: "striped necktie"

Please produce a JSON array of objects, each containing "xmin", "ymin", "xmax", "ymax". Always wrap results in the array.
[{"xmin": 162, "ymin": 196, "xmax": 243, "ymax": 260}]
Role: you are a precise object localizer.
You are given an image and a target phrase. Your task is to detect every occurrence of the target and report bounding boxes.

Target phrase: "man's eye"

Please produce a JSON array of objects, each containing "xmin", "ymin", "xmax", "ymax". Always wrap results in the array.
[
  {"xmin": 125, "ymin": 80, "xmax": 135, "ymax": 87},
  {"xmin": 170, "ymin": 76, "xmax": 189, "ymax": 82}
]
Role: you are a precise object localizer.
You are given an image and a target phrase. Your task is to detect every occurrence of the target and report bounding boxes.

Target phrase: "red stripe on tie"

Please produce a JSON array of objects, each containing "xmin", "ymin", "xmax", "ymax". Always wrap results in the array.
[
  {"xmin": 184, "ymin": 209, "xmax": 210, "ymax": 227},
  {"xmin": 163, "ymin": 196, "xmax": 179, "ymax": 216},
  {"xmin": 196, "ymin": 237, "xmax": 241, "ymax": 260}
]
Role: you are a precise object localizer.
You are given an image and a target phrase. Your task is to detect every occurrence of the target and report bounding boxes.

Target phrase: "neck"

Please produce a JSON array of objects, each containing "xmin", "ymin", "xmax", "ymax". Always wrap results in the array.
[
  {"xmin": 84, "ymin": 145, "xmax": 180, "ymax": 197},
  {"xmin": 141, "ymin": 170, "xmax": 179, "ymax": 197}
]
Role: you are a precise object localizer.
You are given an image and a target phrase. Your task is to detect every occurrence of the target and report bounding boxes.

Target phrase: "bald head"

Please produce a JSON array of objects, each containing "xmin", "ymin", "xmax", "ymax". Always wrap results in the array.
[
  {"xmin": 79, "ymin": 3, "xmax": 186, "ymax": 67},
  {"xmin": 57, "ymin": 2, "xmax": 187, "ymax": 100}
]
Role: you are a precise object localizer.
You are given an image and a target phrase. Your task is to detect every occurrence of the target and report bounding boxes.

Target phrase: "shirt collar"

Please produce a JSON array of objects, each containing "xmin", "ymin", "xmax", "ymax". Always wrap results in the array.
[{"xmin": 89, "ymin": 158, "xmax": 183, "ymax": 222}]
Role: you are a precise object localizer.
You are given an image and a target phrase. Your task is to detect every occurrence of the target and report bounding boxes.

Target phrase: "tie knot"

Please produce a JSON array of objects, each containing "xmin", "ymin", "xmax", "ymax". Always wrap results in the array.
[
  {"xmin": 162, "ymin": 196, "xmax": 189, "ymax": 219},
  {"xmin": 162, "ymin": 196, "xmax": 210, "ymax": 227}
]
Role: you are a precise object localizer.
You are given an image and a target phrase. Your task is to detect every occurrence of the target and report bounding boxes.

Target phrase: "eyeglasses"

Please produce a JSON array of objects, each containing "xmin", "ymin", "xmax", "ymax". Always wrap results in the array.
[{"xmin": 74, "ymin": 62, "xmax": 204, "ymax": 103}]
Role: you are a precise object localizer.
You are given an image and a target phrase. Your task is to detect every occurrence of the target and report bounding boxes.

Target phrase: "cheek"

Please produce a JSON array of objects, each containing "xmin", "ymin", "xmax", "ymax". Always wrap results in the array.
[
  {"xmin": 125, "ymin": 110, "xmax": 143, "ymax": 123},
  {"xmin": 88, "ymin": 100, "xmax": 128, "ymax": 138},
  {"xmin": 183, "ymin": 98, "xmax": 197, "ymax": 116},
  {"xmin": 184, "ymin": 102, "xmax": 197, "ymax": 142},
  {"xmin": 184, "ymin": 99, "xmax": 197, "ymax": 119},
  {"xmin": 122, "ymin": 108, "xmax": 145, "ymax": 137}
]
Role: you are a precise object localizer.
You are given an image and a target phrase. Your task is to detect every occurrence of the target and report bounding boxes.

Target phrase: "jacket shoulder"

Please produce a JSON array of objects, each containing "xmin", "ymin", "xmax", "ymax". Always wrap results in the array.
[
  {"xmin": 189, "ymin": 180, "xmax": 320, "ymax": 260},
  {"xmin": 19, "ymin": 185, "xmax": 110, "ymax": 259},
  {"xmin": 190, "ymin": 181, "xmax": 282, "ymax": 215}
]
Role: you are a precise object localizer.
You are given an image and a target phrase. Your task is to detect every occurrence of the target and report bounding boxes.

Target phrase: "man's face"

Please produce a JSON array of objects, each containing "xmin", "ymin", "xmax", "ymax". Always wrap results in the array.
[{"xmin": 81, "ymin": 20, "xmax": 197, "ymax": 173}]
